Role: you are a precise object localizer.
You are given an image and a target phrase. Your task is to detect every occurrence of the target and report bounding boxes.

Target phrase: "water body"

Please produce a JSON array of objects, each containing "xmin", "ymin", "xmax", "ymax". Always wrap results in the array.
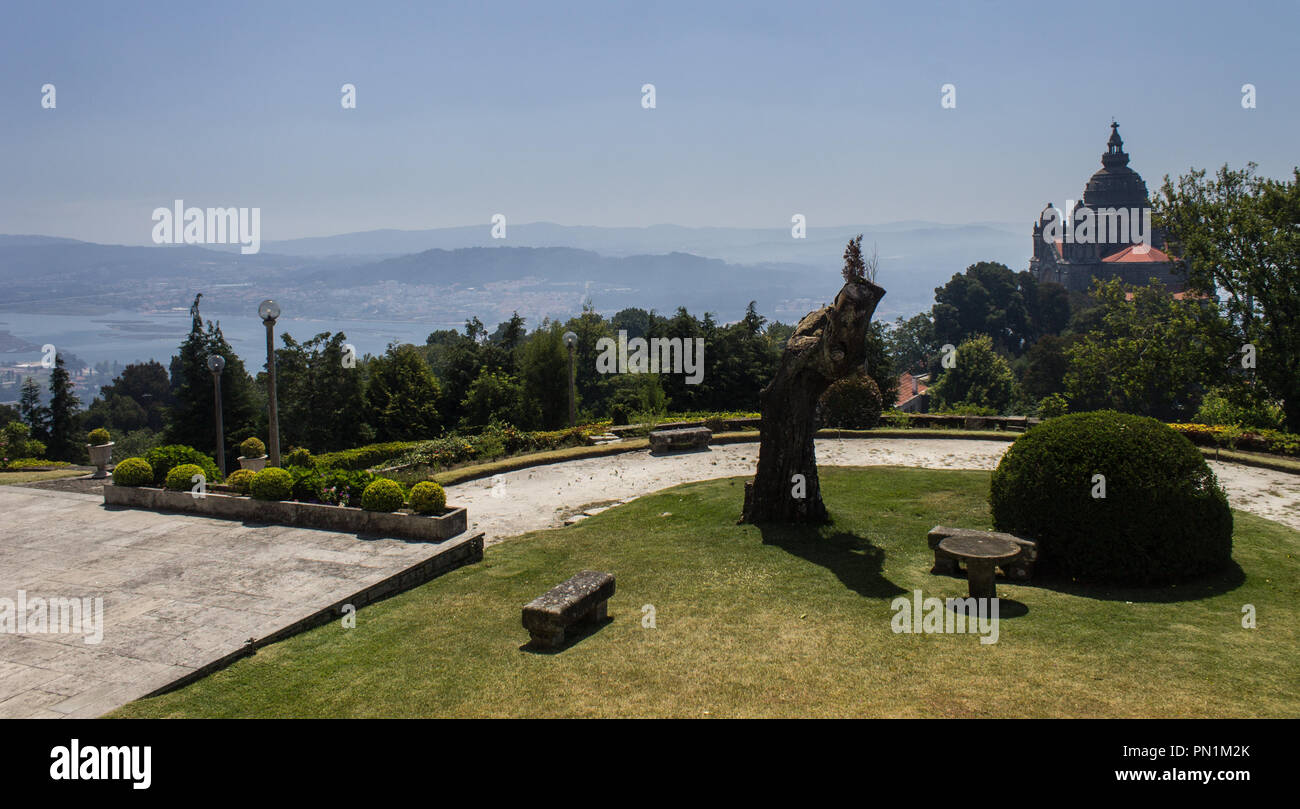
[{"xmin": 0, "ymin": 310, "xmax": 451, "ymax": 369}]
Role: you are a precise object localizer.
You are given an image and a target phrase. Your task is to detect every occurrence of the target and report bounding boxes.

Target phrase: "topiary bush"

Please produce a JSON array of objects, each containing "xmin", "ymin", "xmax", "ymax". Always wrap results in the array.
[
  {"xmin": 361, "ymin": 478, "xmax": 405, "ymax": 512},
  {"xmin": 408, "ymin": 481, "xmax": 447, "ymax": 514},
  {"xmin": 817, "ymin": 372, "xmax": 884, "ymax": 430},
  {"xmin": 990, "ymin": 410, "xmax": 1232, "ymax": 585},
  {"xmin": 87, "ymin": 428, "xmax": 112, "ymax": 445},
  {"xmin": 145, "ymin": 445, "xmax": 221, "ymax": 486},
  {"xmin": 225, "ymin": 469, "xmax": 255, "ymax": 494},
  {"xmin": 249, "ymin": 467, "xmax": 293, "ymax": 501},
  {"xmin": 111, "ymin": 457, "xmax": 153, "ymax": 486},
  {"xmin": 283, "ymin": 447, "xmax": 313, "ymax": 467},
  {"xmin": 164, "ymin": 463, "xmax": 206, "ymax": 491},
  {"xmin": 239, "ymin": 437, "xmax": 266, "ymax": 459}
]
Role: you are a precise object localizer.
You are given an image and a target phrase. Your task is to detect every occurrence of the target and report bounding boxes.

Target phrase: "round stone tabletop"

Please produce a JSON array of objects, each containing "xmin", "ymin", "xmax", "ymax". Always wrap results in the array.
[{"xmin": 938, "ymin": 534, "xmax": 1021, "ymax": 562}]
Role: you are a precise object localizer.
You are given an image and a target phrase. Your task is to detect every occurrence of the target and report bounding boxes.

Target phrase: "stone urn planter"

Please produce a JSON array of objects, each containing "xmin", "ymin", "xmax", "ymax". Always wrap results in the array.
[
  {"xmin": 238, "ymin": 455, "xmax": 269, "ymax": 472},
  {"xmin": 87, "ymin": 442, "xmax": 115, "ymax": 479}
]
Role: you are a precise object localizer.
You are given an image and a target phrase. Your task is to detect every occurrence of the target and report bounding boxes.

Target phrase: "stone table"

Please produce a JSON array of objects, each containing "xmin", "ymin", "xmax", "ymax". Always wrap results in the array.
[{"xmin": 937, "ymin": 534, "xmax": 1022, "ymax": 600}]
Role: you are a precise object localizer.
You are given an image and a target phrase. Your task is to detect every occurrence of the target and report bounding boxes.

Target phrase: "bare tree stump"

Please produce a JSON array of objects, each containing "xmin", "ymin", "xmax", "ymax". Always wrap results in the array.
[{"xmin": 741, "ymin": 278, "xmax": 885, "ymax": 523}]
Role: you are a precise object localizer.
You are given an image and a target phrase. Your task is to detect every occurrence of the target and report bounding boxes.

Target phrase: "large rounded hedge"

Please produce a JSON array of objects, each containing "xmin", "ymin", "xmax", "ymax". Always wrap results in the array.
[
  {"xmin": 990, "ymin": 411, "xmax": 1232, "ymax": 585},
  {"xmin": 818, "ymin": 372, "xmax": 884, "ymax": 430}
]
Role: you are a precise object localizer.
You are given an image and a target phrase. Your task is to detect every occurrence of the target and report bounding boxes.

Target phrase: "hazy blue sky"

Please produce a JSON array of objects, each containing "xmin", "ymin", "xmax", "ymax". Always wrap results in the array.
[{"xmin": 1, "ymin": 0, "xmax": 1295, "ymax": 244}]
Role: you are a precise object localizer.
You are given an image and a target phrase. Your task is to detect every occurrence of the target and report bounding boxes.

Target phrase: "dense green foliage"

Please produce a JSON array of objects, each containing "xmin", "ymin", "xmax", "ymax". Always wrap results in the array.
[
  {"xmin": 361, "ymin": 478, "xmax": 405, "ymax": 512},
  {"xmin": 87, "ymin": 428, "xmax": 111, "ymax": 445},
  {"xmin": 110, "ymin": 457, "xmax": 153, "ymax": 486},
  {"xmin": 238, "ymin": 437, "xmax": 266, "ymax": 458},
  {"xmin": 408, "ymin": 481, "xmax": 447, "ymax": 514},
  {"xmin": 164, "ymin": 463, "xmax": 207, "ymax": 491},
  {"xmin": 1156, "ymin": 164, "xmax": 1300, "ymax": 432},
  {"xmin": 1, "ymin": 421, "xmax": 46, "ymax": 460},
  {"xmin": 225, "ymin": 469, "xmax": 255, "ymax": 494},
  {"xmin": 249, "ymin": 467, "xmax": 293, "ymax": 501},
  {"xmin": 990, "ymin": 411, "xmax": 1233, "ymax": 584},
  {"xmin": 817, "ymin": 373, "xmax": 884, "ymax": 429},
  {"xmin": 144, "ymin": 444, "xmax": 221, "ymax": 486},
  {"xmin": 928, "ymin": 336, "xmax": 1015, "ymax": 413}
]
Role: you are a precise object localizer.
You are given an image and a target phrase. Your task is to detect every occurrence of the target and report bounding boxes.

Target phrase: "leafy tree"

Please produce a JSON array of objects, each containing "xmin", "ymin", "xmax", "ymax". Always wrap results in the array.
[
  {"xmin": 1155, "ymin": 163, "xmax": 1300, "ymax": 431},
  {"xmin": 272, "ymin": 331, "xmax": 372, "ymax": 452},
  {"xmin": 84, "ymin": 360, "xmax": 171, "ymax": 434},
  {"xmin": 0, "ymin": 403, "xmax": 19, "ymax": 426},
  {"xmin": 1020, "ymin": 334, "xmax": 1074, "ymax": 400},
  {"xmin": 611, "ymin": 308, "xmax": 652, "ymax": 341},
  {"xmin": 864, "ymin": 321, "xmax": 899, "ymax": 409},
  {"xmin": 931, "ymin": 263, "xmax": 1067, "ymax": 357},
  {"xmin": 460, "ymin": 369, "xmax": 525, "ymax": 429},
  {"xmin": 928, "ymin": 335, "xmax": 1015, "ymax": 413},
  {"xmin": 46, "ymin": 353, "xmax": 81, "ymax": 461},
  {"xmin": 1063, "ymin": 279, "xmax": 1233, "ymax": 421},
  {"xmin": 366, "ymin": 344, "xmax": 442, "ymax": 441},
  {"xmin": 518, "ymin": 323, "xmax": 569, "ymax": 429},
  {"xmin": 562, "ymin": 301, "xmax": 617, "ymax": 417},
  {"xmin": 884, "ymin": 313, "xmax": 937, "ymax": 374}
]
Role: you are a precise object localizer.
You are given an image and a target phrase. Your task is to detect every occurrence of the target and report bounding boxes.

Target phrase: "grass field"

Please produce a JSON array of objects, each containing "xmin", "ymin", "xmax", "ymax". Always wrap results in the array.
[
  {"xmin": 111, "ymin": 467, "xmax": 1300, "ymax": 718},
  {"xmin": 0, "ymin": 468, "xmax": 87, "ymax": 485}
]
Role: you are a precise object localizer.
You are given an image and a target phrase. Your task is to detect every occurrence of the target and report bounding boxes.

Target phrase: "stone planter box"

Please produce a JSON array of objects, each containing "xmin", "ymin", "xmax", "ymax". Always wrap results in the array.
[
  {"xmin": 103, "ymin": 485, "xmax": 468, "ymax": 543},
  {"xmin": 87, "ymin": 442, "xmax": 114, "ymax": 479},
  {"xmin": 238, "ymin": 455, "xmax": 269, "ymax": 472}
]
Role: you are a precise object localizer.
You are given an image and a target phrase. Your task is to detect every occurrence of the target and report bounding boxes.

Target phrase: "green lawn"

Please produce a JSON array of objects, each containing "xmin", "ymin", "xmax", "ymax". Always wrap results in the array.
[
  {"xmin": 0, "ymin": 468, "xmax": 86, "ymax": 485},
  {"xmin": 111, "ymin": 467, "xmax": 1300, "ymax": 718}
]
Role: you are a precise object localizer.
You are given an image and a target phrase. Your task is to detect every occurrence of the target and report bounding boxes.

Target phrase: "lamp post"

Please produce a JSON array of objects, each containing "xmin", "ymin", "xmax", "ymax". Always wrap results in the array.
[
  {"xmin": 258, "ymin": 299, "xmax": 282, "ymax": 467},
  {"xmin": 207, "ymin": 354, "xmax": 226, "ymax": 474},
  {"xmin": 562, "ymin": 331, "xmax": 578, "ymax": 428}
]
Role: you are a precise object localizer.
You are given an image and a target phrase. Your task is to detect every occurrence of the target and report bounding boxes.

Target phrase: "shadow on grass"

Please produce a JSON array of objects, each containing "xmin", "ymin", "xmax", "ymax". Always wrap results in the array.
[
  {"xmin": 935, "ymin": 560, "xmax": 1249, "ymax": 604},
  {"xmin": 519, "ymin": 616, "xmax": 614, "ymax": 655},
  {"xmin": 755, "ymin": 523, "xmax": 907, "ymax": 599}
]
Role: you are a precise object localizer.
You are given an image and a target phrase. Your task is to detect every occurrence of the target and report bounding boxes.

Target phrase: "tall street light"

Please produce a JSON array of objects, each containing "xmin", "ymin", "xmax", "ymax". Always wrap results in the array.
[
  {"xmin": 563, "ymin": 331, "xmax": 578, "ymax": 428},
  {"xmin": 207, "ymin": 353, "xmax": 226, "ymax": 475},
  {"xmin": 258, "ymin": 299, "xmax": 282, "ymax": 467}
]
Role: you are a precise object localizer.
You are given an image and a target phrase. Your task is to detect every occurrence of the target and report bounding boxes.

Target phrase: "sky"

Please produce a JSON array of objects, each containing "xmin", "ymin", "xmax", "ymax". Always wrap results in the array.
[{"xmin": 0, "ymin": 0, "xmax": 1295, "ymax": 245}]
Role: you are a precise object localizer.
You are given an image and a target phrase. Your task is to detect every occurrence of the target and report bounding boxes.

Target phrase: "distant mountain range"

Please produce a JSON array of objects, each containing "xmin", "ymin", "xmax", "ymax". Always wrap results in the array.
[{"xmin": 0, "ymin": 221, "xmax": 1031, "ymax": 324}]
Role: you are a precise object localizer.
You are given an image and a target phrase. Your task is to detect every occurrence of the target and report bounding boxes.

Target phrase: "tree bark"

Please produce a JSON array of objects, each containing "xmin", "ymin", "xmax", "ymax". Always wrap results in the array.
[{"xmin": 741, "ymin": 279, "xmax": 886, "ymax": 523}]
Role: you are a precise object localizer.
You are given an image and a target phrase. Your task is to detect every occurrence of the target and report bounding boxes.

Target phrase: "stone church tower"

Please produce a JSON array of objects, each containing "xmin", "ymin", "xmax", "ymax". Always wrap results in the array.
[{"xmin": 1028, "ymin": 123, "xmax": 1185, "ymax": 293}]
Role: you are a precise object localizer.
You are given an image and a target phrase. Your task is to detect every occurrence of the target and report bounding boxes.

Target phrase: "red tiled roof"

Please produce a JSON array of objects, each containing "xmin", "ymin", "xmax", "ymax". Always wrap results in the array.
[
  {"xmin": 1101, "ymin": 244, "xmax": 1172, "ymax": 263},
  {"xmin": 896, "ymin": 372, "xmax": 927, "ymax": 407}
]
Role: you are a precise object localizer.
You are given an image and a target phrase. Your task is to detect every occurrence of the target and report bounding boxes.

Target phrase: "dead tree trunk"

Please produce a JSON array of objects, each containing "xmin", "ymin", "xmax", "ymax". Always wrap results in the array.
[{"xmin": 741, "ymin": 278, "xmax": 885, "ymax": 523}]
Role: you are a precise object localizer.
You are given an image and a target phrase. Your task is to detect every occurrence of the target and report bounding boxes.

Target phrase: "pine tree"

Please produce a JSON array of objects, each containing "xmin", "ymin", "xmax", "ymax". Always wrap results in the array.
[
  {"xmin": 46, "ymin": 354, "xmax": 81, "ymax": 461},
  {"xmin": 19, "ymin": 377, "xmax": 48, "ymax": 441}
]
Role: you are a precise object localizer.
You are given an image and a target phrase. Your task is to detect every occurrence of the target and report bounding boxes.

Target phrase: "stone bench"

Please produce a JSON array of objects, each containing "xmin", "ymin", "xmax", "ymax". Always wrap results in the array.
[
  {"xmin": 648, "ymin": 426, "xmax": 712, "ymax": 452},
  {"xmin": 522, "ymin": 570, "xmax": 615, "ymax": 649},
  {"xmin": 928, "ymin": 525, "xmax": 1038, "ymax": 581}
]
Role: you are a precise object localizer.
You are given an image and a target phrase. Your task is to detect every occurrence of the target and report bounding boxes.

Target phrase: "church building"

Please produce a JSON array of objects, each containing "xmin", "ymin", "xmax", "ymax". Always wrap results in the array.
[{"xmin": 1028, "ymin": 123, "xmax": 1185, "ymax": 293}]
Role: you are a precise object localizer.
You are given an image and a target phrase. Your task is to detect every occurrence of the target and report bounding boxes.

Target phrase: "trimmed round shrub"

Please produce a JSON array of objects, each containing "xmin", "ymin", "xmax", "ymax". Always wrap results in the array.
[
  {"xmin": 239, "ymin": 437, "xmax": 266, "ymax": 458},
  {"xmin": 361, "ymin": 478, "xmax": 405, "ymax": 512},
  {"xmin": 164, "ymin": 463, "xmax": 206, "ymax": 491},
  {"xmin": 111, "ymin": 457, "xmax": 153, "ymax": 487},
  {"xmin": 990, "ymin": 411, "xmax": 1233, "ymax": 585},
  {"xmin": 225, "ymin": 469, "xmax": 255, "ymax": 494},
  {"xmin": 87, "ymin": 428, "xmax": 112, "ymax": 445},
  {"xmin": 818, "ymin": 372, "xmax": 884, "ymax": 430},
  {"xmin": 145, "ymin": 445, "xmax": 221, "ymax": 486},
  {"xmin": 408, "ymin": 481, "xmax": 447, "ymax": 514},
  {"xmin": 283, "ymin": 447, "xmax": 313, "ymax": 467},
  {"xmin": 249, "ymin": 467, "xmax": 293, "ymax": 501}
]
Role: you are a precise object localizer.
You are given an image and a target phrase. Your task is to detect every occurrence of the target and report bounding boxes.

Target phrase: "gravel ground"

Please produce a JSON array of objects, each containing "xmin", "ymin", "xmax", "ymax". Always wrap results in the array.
[{"xmin": 444, "ymin": 437, "xmax": 1300, "ymax": 546}]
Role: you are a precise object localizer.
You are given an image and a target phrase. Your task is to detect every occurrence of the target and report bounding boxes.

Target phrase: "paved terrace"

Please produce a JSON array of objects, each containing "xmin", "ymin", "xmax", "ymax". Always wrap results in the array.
[{"xmin": 0, "ymin": 485, "xmax": 470, "ymax": 718}]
